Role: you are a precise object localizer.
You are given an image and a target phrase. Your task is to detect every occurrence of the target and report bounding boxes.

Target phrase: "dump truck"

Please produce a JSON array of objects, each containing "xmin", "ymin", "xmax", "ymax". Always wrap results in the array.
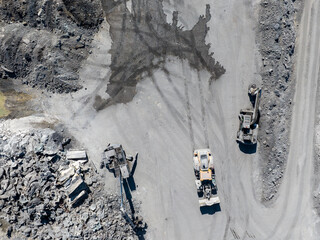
[
  {"xmin": 236, "ymin": 84, "xmax": 262, "ymax": 145},
  {"xmin": 193, "ymin": 149, "xmax": 220, "ymax": 207},
  {"xmin": 102, "ymin": 144, "xmax": 135, "ymax": 179}
]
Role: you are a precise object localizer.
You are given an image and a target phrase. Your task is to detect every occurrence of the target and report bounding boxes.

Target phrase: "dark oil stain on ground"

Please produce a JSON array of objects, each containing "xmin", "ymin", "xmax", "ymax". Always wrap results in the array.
[{"xmin": 97, "ymin": 0, "xmax": 226, "ymax": 109}]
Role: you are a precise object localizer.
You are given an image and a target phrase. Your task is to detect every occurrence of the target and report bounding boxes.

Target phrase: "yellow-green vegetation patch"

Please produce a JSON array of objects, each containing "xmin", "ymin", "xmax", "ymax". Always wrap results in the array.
[
  {"xmin": 8, "ymin": 91, "xmax": 33, "ymax": 103},
  {"xmin": 0, "ymin": 92, "xmax": 10, "ymax": 118}
]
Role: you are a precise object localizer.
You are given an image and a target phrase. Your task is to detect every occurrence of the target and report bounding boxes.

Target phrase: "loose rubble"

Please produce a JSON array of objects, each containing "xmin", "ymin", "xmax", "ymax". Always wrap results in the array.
[
  {"xmin": 0, "ymin": 0, "xmax": 104, "ymax": 93},
  {"xmin": 257, "ymin": 0, "xmax": 303, "ymax": 204},
  {"xmin": 0, "ymin": 127, "xmax": 141, "ymax": 239}
]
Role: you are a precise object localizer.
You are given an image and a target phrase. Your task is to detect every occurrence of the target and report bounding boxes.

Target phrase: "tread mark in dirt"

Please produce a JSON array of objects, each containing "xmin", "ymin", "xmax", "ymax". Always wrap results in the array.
[
  {"xmin": 149, "ymin": 72, "xmax": 190, "ymax": 140},
  {"xmin": 236, "ymin": 163, "xmax": 250, "ymax": 238},
  {"xmin": 230, "ymin": 228, "xmax": 240, "ymax": 239},
  {"xmin": 162, "ymin": 67, "xmax": 186, "ymax": 105},
  {"xmin": 196, "ymin": 70, "xmax": 209, "ymax": 147},
  {"xmin": 163, "ymin": 65, "xmax": 196, "ymax": 150},
  {"xmin": 183, "ymin": 70, "xmax": 196, "ymax": 151},
  {"xmin": 177, "ymin": 30, "xmax": 196, "ymax": 150},
  {"xmin": 210, "ymin": 94, "xmax": 232, "ymax": 203},
  {"xmin": 208, "ymin": 88, "xmax": 250, "ymax": 237},
  {"xmin": 210, "ymin": 94, "xmax": 235, "ymax": 240},
  {"xmin": 223, "ymin": 216, "xmax": 231, "ymax": 240},
  {"xmin": 186, "ymin": 17, "xmax": 209, "ymax": 148},
  {"xmin": 173, "ymin": 15, "xmax": 196, "ymax": 151},
  {"xmin": 246, "ymin": 231, "xmax": 256, "ymax": 239}
]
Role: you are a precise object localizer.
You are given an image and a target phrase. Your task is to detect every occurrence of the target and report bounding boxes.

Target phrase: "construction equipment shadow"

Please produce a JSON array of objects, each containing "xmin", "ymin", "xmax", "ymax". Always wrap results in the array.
[
  {"xmin": 123, "ymin": 178, "xmax": 135, "ymax": 214},
  {"xmin": 238, "ymin": 142, "xmax": 257, "ymax": 154},
  {"xmin": 123, "ymin": 179, "xmax": 148, "ymax": 239},
  {"xmin": 200, "ymin": 203, "xmax": 221, "ymax": 215},
  {"xmin": 136, "ymin": 224, "xmax": 148, "ymax": 240},
  {"xmin": 122, "ymin": 154, "xmax": 138, "ymax": 215},
  {"xmin": 122, "ymin": 154, "xmax": 147, "ymax": 239}
]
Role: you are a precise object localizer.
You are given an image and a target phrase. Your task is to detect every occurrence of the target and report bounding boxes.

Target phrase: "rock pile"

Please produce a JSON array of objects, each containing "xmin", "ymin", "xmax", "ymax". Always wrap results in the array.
[
  {"xmin": 257, "ymin": 0, "xmax": 302, "ymax": 203},
  {"xmin": 0, "ymin": 128, "xmax": 141, "ymax": 239},
  {"xmin": 0, "ymin": 0, "xmax": 104, "ymax": 93}
]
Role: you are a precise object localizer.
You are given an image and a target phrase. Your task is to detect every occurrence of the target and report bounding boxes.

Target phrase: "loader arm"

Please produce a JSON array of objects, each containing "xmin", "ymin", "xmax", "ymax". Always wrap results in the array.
[{"xmin": 250, "ymin": 88, "xmax": 261, "ymax": 125}]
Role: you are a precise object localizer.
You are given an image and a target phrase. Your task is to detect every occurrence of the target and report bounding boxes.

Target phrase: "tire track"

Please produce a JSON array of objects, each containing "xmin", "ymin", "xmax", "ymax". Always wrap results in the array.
[
  {"xmin": 210, "ymin": 92, "xmax": 234, "ymax": 238},
  {"xmin": 223, "ymin": 216, "xmax": 231, "ymax": 240},
  {"xmin": 149, "ymin": 71, "xmax": 204, "ymax": 144},
  {"xmin": 196, "ymin": 70, "xmax": 210, "ymax": 148},
  {"xmin": 181, "ymin": 62, "xmax": 196, "ymax": 150}
]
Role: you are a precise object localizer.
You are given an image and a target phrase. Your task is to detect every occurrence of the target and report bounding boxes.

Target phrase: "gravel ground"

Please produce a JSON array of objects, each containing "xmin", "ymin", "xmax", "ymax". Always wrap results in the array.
[{"xmin": 257, "ymin": 0, "xmax": 303, "ymax": 204}]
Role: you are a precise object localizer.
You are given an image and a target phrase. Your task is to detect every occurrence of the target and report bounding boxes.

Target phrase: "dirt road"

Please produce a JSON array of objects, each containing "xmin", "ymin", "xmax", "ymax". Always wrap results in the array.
[
  {"xmin": 40, "ymin": 0, "xmax": 320, "ymax": 239},
  {"xmin": 264, "ymin": 0, "xmax": 320, "ymax": 238}
]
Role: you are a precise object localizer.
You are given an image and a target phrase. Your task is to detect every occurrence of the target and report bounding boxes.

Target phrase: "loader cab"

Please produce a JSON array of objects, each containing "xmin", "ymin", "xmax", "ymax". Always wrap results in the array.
[
  {"xmin": 200, "ymin": 154, "xmax": 209, "ymax": 170},
  {"xmin": 242, "ymin": 114, "xmax": 252, "ymax": 129}
]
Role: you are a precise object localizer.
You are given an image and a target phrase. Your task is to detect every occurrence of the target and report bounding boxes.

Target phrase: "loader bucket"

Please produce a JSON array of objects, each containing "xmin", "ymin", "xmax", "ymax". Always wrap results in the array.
[{"xmin": 199, "ymin": 195, "xmax": 220, "ymax": 207}]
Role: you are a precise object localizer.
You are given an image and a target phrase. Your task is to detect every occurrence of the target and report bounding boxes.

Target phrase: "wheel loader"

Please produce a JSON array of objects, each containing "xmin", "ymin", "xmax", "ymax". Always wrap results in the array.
[
  {"xmin": 193, "ymin": 149, "xmax": 220, "ymax": 207},
  {"xmin": 236, "ymin": 84, "xmax": 262, "ymax": 145}
]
